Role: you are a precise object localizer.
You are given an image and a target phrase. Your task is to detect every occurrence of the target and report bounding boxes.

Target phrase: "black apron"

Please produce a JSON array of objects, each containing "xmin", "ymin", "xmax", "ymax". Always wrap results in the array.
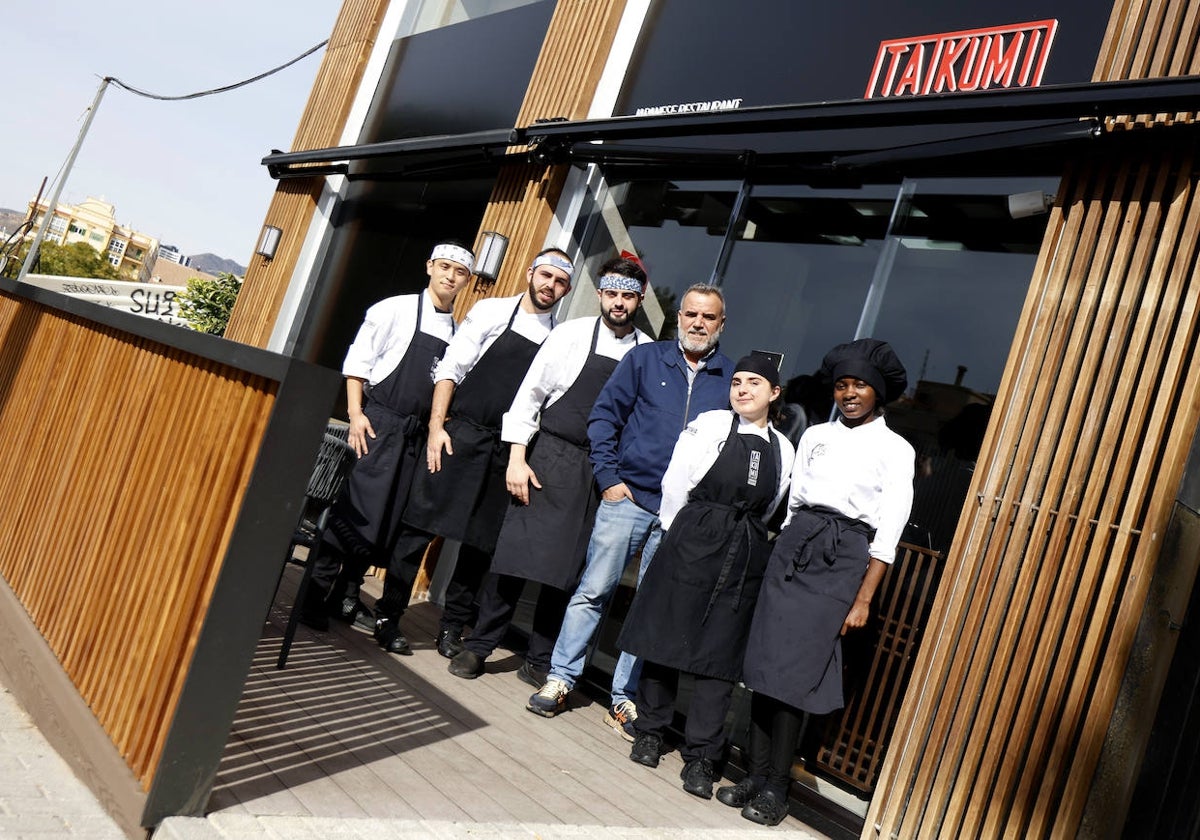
[
  {"xmin": 327, "ymin": 292, "xmax": 453, "ymax": 560},
  {"xmin": 490, "ymin": 318, "xmax": 634, "ymax": 591},
  {"xmin": 617, "ymin": 414, "xmax": 781, "ymax": 682},
  {"xmin": 402, "ymin": 302, "xmax": 546, "ymax": 553},
  {"xmin": 741, "ymin": 504, "xmax": 876, "ymax": 714}
]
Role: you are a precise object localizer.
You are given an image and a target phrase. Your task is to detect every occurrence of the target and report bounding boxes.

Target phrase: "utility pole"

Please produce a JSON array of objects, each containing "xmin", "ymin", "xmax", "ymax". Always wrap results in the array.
[{"xmin": 17, "ymin": 77, "xmax": 110, "ymax": 282}]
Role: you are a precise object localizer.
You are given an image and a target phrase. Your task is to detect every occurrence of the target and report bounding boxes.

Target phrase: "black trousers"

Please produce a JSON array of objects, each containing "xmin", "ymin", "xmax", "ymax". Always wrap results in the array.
[
  {"xmin": 464, "ymin": 573, "xmax": 569, "ymax": 670},
  {"xmin": 634, "ymin": 660, "xmax": 735, "ymax": 763},
  {"xmin": 375, "ymin": 538, "xmax": 428, "ymax": 623},
  {"xmin": 746, "ymin": 691, "xmax": 806, "ymax": 796},
  {"xmin": 439, "ymin": 544, "xmax": 491, "ymax": 634}
]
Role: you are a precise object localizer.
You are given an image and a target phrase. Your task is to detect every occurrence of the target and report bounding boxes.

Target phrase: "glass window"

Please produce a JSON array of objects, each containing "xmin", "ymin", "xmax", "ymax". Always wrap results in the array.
[
  {"xmin": 559, "ymin": 175, "xmax": 740, "ymax": 341},
  {"xmin": 408, "ymin": 0, "xmax": 547, "ymax": 37},
  {"xmin": 873, "ymin": 176, "xmax": 1057, "ymax": 553},
  {"xmin": 718, "ymin": 184, "xmax": 896, "ymax": 382}
]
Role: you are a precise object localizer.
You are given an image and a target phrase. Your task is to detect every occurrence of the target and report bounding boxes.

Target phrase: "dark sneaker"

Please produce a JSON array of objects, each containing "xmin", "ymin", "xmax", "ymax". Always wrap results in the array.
[
  {"xmin": 629, "ymin": 732, "xmax": 664, "ymax": 768},
  {"xmin": 680, "ymin": 758, "xmax": 715, "ymax": 799},
  {"xmin": 334, "ymin": 596, "xmax": 374, "ymax": 629},
  {"xmin": 604, "ymin": 700, "xmax": 637, "ymax": 742},
  {"xmin": 526, "ymin": 677, "xmax": 569, "ymax": 717},
  {"xmin": 716, "ymin": 776, "xmax": 758, "ymax": 808},
  {"xmin": 448, "ymin": 650, "xmax": 485, "ymax": 679},
  {"xmin": 516, "ymin": 661, "xmax": 546, "ymax": 689},
  {"xmin": 741, "ymin": 789, "xmax": 789, "ymax": 826},
  {"xmin": 436, "ymin": 627, "xmax": 465, "ymax": 659},
  {"xmin": 374, "ymin": 616, "xmax": 412, "ymax": 656}
]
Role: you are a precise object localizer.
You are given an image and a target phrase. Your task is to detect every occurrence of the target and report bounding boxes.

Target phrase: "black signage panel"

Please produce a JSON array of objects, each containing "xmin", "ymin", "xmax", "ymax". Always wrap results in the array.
[
  {"xmin": 364, "ymin": 0, "xmax": 555, "ymax": 142},
  {"xmin": 617, "ymin": 0, "xmax": 1110, "ymax": 116}
]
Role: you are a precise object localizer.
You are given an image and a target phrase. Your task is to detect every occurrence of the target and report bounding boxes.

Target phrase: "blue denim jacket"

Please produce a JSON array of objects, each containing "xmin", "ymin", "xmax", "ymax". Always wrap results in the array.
[{"xmin": 587, "ymin": 340, "xmax": 732, "ymax": 513}]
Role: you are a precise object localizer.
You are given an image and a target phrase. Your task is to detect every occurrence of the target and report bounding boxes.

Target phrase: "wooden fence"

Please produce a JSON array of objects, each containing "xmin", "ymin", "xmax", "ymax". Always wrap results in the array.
[{"xmin": 0, "ymin": 279, "xmax": 340, "ymax": 835}]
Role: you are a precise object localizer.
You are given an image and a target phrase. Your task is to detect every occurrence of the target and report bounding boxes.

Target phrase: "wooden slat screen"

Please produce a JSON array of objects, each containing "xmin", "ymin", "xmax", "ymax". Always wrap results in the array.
[
  {"xmin": 869, "ymin": 143, "xmax": 1200, "ymax": 840},
  {"xmin": 0, "ymin": 291, "xmax": 275, "ymax": 789},
  {"xmin": 815, "ymin": 542, "xmax": 944, "ymax": 792},
  {"xmin": 867, "ymin": 1, "xmax": 1200, "ymax": 837},
  {"xmin": 456, "ymin": 0, "xmax": 629, "ymax": 314}
]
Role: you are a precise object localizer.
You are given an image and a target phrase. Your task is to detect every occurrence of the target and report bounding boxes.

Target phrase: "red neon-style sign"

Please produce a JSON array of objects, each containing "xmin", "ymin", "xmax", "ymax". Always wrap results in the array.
[{"xmin": 865, "ymin": 19, "xmax": 1058, "ymax": 99}]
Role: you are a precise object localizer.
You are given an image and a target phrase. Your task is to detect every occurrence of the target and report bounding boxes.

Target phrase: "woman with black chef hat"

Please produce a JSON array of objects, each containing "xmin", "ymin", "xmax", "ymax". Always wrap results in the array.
[
  {"xmin": 616, "ymin": 353, "xmax": 795, "ymax": 801},
  {"xmin": 722, "ymin": 338, "xmax": 915, "ymax": 826}
]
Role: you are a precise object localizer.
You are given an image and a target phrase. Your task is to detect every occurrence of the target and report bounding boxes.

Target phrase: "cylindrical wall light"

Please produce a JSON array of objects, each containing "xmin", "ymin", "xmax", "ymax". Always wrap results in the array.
[
  {"xmin": 475, "ymin": 231, "xmax": 509, "ymax": 281},
  {"xmin": 256, "ymin": 224, "xmax": 283, "ymax": 260}
]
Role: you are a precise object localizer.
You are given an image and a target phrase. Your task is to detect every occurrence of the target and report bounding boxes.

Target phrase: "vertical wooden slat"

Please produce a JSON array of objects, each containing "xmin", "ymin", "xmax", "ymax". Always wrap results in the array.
[{"xmin": 866, "ymin": 2, "xmax": 1200, "ymax": 835}]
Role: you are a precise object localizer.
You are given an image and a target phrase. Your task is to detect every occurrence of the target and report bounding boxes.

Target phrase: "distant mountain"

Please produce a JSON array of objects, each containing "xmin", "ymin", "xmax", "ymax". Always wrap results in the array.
[
  {"xmin": 190, "ymin": 253, "xmax": 246, "ymax": 277},
  {"xmin": 0, "ymin": 208, "xmax": 30, "ymax": 239}
]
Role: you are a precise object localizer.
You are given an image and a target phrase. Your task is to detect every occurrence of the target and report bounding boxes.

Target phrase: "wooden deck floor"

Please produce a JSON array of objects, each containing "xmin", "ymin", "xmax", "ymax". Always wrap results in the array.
[{"xmin": 209, "ymin": 567, "xmax": 831, "ymax": 836}]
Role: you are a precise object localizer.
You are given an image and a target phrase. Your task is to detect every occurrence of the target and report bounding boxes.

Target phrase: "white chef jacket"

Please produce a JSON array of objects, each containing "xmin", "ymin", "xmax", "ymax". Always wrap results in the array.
[
  {"xmin": 658, "ymin": 409, "xmax": 795, "ymax": 532},
  {"xmin": 432, "ymin": 294, "xmax": 555, "ymax": 385},
  {"xmin": 783, "ymin": 416, "xmax": 915, "ymax": 564},
  {"xmin": 501, "ymin": 316, "xmax": 651, "ymax": 445},
  {"xmin": 341, "ymin": 290, "xmax": 456, "ymax": 386}
]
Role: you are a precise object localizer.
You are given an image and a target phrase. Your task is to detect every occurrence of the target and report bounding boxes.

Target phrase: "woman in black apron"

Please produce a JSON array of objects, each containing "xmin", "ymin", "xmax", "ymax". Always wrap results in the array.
[
  {"xmin": 616, "ymin": 354, "xmax": 794, "ymax": 801},
  {"xmin": 722, "ymin": 339, "xmax": 914, "ymax": 826}
]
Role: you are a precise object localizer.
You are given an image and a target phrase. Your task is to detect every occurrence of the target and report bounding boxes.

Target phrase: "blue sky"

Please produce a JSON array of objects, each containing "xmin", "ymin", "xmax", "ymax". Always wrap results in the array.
[{"xmin": 2, "ymin": 1, "xmax": 342, "ymax": 261}]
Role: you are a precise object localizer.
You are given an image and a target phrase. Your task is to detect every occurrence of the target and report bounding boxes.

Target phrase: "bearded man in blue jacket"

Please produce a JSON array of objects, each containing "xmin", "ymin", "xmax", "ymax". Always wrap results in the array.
[{"xmin": 526, "ymin": 283, "xmax": 733, "ymax": 740}]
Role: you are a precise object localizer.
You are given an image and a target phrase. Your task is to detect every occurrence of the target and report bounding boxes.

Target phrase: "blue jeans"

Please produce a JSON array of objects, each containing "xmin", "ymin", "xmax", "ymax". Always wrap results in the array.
[{"xmin": 547, "ymin": 497, "xmax": 662, "ymax": 705}]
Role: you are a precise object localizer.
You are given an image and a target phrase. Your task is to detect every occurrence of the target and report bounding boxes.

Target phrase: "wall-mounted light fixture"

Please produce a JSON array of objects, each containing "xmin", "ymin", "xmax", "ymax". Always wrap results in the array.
[
  {"xmin": 256, "ymin": 224, "xmax": 283, "ymax": 260},
  {"xmin": 474, "ymin": 231, "xmax": 509, "ymax": 282},
  {"xmin": 1007, "ymin": 191, "xmax": 1054, "ymax": 219}
]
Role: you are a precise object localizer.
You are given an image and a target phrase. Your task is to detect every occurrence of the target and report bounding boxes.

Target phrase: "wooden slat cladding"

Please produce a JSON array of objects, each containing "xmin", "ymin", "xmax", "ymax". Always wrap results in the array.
[
  {"xmin": 456, "ymin": 0, "xmax": 628, "ymax": 309},
  {"xmin": 866, "ymin": 3, "xmax": 1200, "ymax": 837},
  {"xmin": 0, "ymin": 292, "xmax": 276, "ymax": 789},
  {"xmin": 224, "ymin": 0, "xmax": 391, "ymax": 348},
  {"xmin": 866, "ymin": 139, "xmax": 1200, "ymax": 840}
]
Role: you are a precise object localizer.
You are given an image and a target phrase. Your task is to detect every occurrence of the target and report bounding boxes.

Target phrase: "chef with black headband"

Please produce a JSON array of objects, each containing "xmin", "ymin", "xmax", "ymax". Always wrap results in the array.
[
  {"xmin": 447, "ymin": 255, "xmax": 652, "ymax": 684},
  {"xmin": 301, "ymin": 240, "xmax": 474, "ymax": 631},
  {"xmin": 374, "ymin": 248, "xmax": 574, "ymax": 658}
]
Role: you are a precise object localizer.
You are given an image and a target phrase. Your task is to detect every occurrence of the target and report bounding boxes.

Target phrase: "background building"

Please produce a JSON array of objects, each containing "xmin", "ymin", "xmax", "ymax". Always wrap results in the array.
[
  {"xmin": 27, "ymin": 195, "xmax": 160, "ymax": 282},
  {"xmin": 158, "ymin": 244, "xmax": 190, "ymax": 267}
]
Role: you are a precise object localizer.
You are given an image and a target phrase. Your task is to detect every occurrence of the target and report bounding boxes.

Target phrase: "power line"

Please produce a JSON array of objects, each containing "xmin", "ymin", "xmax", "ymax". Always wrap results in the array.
[{"xmin": 105, "ymin": 39, "xmax": 328, "ymax": 102}]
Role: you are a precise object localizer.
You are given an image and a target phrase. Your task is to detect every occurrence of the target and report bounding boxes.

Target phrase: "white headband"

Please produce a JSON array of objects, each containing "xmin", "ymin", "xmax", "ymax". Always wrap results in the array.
[
  {"xmin": 429, "ymin": 243, "xmax": 474, "ymax": 273},
  {"xmin": 598, "ymin": 273, "xmax": 644, "ymax": 293},
  {"xmin": 531, "ymin": 253, "xmax": 574, "ymax": 279}
]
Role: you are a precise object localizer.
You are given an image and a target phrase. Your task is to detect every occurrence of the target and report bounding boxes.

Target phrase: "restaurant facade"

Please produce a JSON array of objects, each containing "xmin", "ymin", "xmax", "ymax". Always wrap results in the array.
[{"xmin": 224, "ymin": 1, "xmax": 1200, "ymax": 836}]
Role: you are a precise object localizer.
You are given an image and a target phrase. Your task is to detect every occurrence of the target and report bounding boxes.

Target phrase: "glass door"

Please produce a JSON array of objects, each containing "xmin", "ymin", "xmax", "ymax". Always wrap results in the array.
[{"xmin": 554, "ymin": 165, "xmax": 1059, "ymax": 821}]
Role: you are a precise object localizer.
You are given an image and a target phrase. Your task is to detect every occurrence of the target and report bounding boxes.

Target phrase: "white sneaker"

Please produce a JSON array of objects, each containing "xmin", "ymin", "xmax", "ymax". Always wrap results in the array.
[
  {"xmin": 527, "ymin": 677, "xmax": 570, "ymax": 717},
  {"xmin": 605, "ymin": 699, "xmax": 637, "ymax": 742}
]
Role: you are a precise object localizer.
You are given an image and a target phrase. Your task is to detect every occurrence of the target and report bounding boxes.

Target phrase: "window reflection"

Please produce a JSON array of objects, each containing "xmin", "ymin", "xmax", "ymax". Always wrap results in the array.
[{"xmin": 561, "ymin": 177, "xmax": 739, "ymax": 340}]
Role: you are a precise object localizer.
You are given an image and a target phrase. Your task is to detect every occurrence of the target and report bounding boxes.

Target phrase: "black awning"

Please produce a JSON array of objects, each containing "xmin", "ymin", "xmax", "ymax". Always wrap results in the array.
[{"xmin": 261, "ymin": 75, "xmax": 1200, "ymax": 180}]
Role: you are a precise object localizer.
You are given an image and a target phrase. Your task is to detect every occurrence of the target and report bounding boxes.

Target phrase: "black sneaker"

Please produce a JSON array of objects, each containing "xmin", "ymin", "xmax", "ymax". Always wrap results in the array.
[
  {"xmin": 374, "ymin": 616, "xmax": 412, "ymax": 656},
  {"xmin": 436, "ymin": 627, "xmax": 465, "ymax": 659},
  {"xmin": 741, "ymin": 789, "xmax": 789, "ymax": 826},
  {"xmin": 680, "ymin": 758, "xmax": 715, "ymax": 799},
  {"xmin": 448, "ymin": 650, "xmax": 484, "ymax": 679},
  {"xmin": 516, "ymin": 661, "xmax": 546, "ymax": 689},
  {"xmin": 629, "ymin": 732, "xmax": 664, "ymax": 768},
  {"xmin": 716, "ymin": 776, "xmax": 758, "ymax": 808}
]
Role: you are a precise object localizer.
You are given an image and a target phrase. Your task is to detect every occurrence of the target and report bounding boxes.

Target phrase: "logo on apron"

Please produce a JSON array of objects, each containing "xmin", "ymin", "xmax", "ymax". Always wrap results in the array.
[{"xmin": 748, "ymin": 450, "xmax": 761, "ymax": 486}]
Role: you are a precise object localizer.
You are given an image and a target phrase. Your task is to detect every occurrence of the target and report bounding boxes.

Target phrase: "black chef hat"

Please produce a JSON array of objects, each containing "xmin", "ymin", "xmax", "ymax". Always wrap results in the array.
[
  {"xmin": 734, "ymin": 354, "xmax": 781, "ymax": 388},
  {"xmin": 820, "ymin": 338, "xmax": 908, "ymax": 404}
]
